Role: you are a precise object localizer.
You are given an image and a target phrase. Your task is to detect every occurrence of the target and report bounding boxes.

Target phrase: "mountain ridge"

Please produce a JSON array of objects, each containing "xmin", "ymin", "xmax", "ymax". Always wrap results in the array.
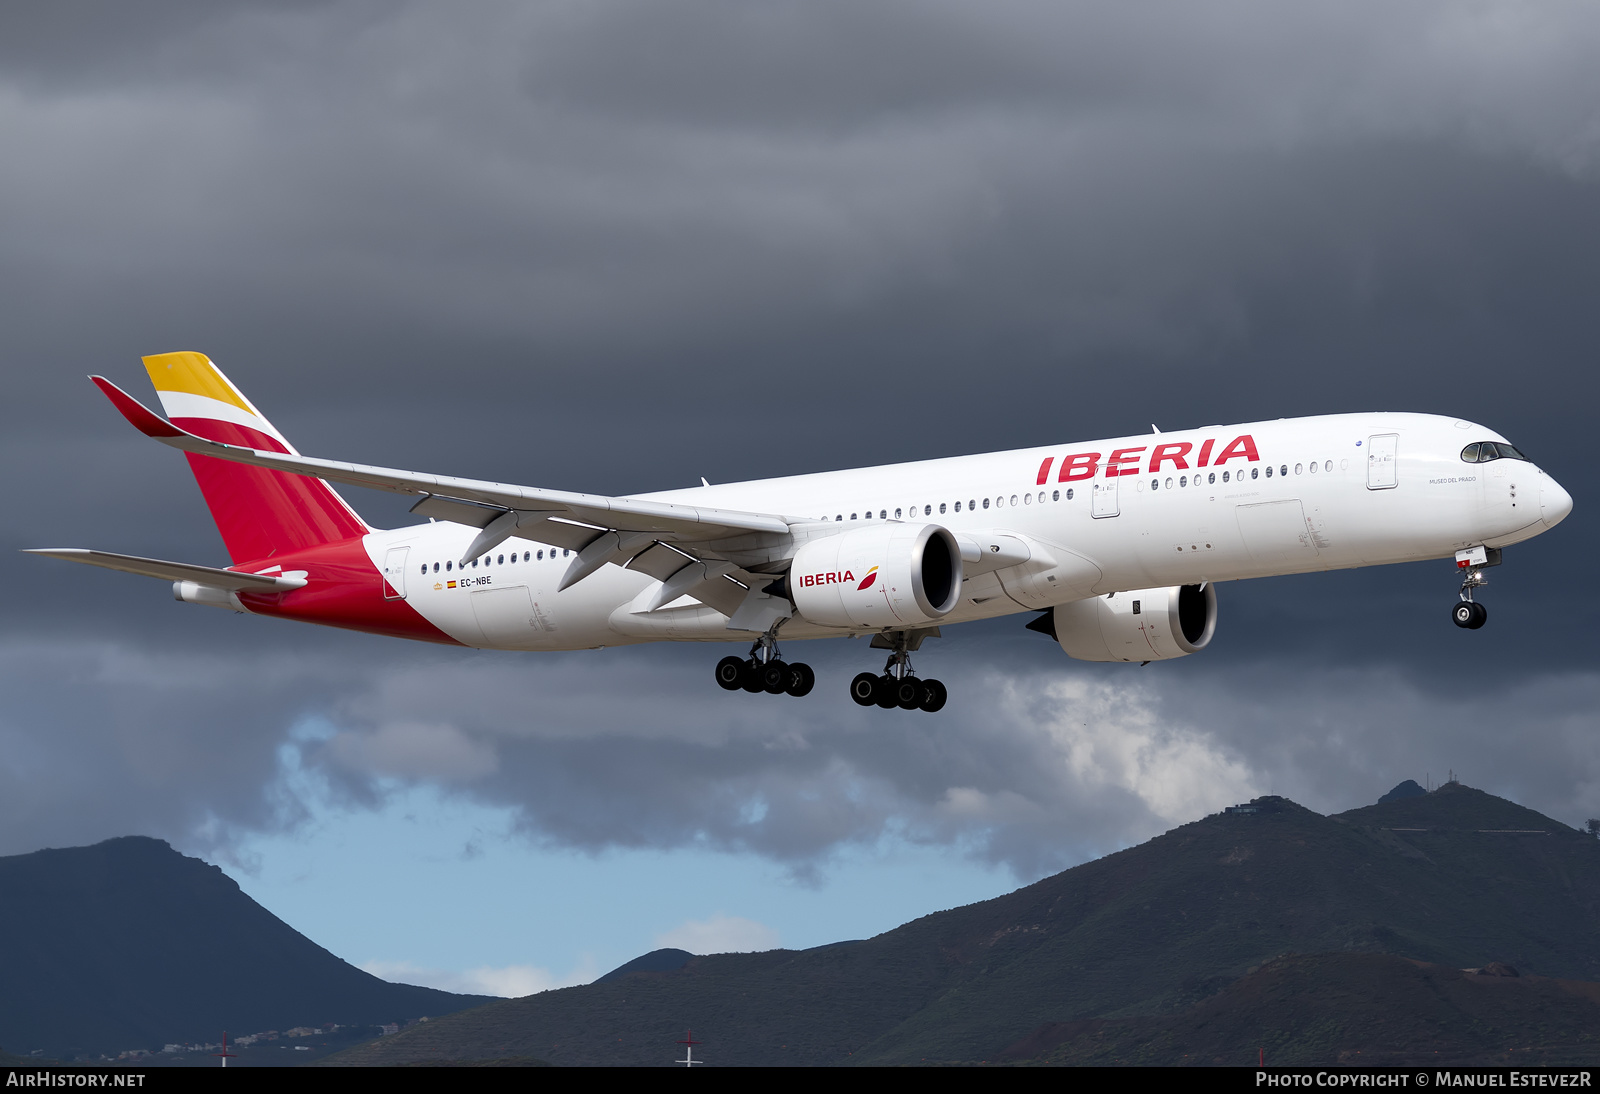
[
  {"xmin": 0, "ymin": 836, "xmax": 492, "ymax": 1059},
  {"xmin": 323, "ymin": 782, "xmax": 1600, "ymax": 1066}
]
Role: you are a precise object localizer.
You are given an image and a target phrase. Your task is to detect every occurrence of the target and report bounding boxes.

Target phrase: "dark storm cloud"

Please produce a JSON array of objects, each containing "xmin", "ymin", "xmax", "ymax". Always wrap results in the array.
[{"xmin": 4, "ymin": 1, "xmax": 1598, "ymax": 873}]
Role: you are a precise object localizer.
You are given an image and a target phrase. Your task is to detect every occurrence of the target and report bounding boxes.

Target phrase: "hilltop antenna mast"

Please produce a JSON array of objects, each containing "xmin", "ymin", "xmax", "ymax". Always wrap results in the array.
[
  {"xmin": 213, "ymin": 1032, "xmax": 236, "ymax": 1068},
  {"xmin": 676, "ymin": 1029, "xmax": 704, "ymax": 1067}
]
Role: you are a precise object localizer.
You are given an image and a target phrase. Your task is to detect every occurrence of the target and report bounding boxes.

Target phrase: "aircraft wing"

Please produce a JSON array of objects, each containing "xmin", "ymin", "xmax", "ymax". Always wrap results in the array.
[
  {"xmin": 92, "ymin": 377, "xmax": 795, "ymax": 608},
  {"xmin": 25, "ymin": 548, "xmax": 307, "ymax": 591}
]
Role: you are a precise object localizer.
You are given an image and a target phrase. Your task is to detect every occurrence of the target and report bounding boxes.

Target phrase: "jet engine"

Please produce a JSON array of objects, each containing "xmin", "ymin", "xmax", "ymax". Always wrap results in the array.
[
  {"xmin": 789, "ymin": 523, "xmax": 962, "ymax": 629},
  {"xmin": 1040, "ymin": 583, "xmax": 1217, "ymax": 662}
]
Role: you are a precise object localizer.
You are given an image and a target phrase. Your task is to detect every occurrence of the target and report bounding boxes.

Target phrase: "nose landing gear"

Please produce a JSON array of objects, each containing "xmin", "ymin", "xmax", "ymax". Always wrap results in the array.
[
  {"xmin": 714, "ymin": 628, "xmax": 814, "ymax": 697},
  {"xmin": 848, "ymin": 632, "xmax": 947, "ymax": 713},
  {"xmin": 1451, "ymin": 546, "xmax": 1499, "ymax": 630}
]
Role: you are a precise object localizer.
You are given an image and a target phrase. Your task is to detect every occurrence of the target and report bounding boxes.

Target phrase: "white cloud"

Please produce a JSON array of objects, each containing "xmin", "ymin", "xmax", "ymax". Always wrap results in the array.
[
  {"xmin": 654, "ymin": 913, "xmax": 780, "ymax": 955},
  {"xmin": 997, "ymin": 672, "xmax": 1260, "ymax": 824},
  {"xmin": 361, "ymin": 957, "xmax": 596, "ymax": 998}
]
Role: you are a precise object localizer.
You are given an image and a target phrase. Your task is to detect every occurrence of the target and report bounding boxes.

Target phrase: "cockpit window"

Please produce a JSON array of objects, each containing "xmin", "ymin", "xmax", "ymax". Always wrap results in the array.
[{"xmin": 1461, "ymin": 441, "xmax": 1530, "ymax": 464}]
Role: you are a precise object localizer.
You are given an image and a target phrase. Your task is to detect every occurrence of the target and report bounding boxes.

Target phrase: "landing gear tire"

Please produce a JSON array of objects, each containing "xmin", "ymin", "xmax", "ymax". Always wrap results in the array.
[
  {"xmin": 894, "ymin": 678, "xmax": 922, "ymax": 710},
  {"xmin": 741, "ymin": 661, "xmax": 765, "ymax": 692},
  {"xmin": 785, "ymin": 663, "xmax": 815, "ymax": 698},
  {"xmin": 760, "ymin": 659, "xmax": 789, "ymax": 694},
  {"xmin": 850, "ymin": 672, "xmax": 879, "ymax": 707},
  {"xmin": 917, "ymin": 679, "xmax": 948, "ymax": 713},
  {"xmin": 874, "ymin": 674, "xmax": 898, "ymax": 709},
  {"xmin": 715, "ymin": 656, "xmax": 746, "ymax": 691},
  {"xmin": 1453, "ymin": 602, "xmax": 1488, "ymax": 630}
]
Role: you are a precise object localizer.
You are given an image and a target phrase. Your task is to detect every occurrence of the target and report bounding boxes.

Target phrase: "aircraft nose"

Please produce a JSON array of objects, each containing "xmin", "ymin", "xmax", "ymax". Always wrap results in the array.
[{"xmin": 1541, "ymin": 473, "xmax": 1573, "ymax": 528}]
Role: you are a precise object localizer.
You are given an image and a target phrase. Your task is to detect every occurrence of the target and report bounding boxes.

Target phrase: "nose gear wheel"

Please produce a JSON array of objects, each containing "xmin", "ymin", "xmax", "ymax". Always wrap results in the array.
[{"xmin": 1452, "ymin": 557, "xmax": 1492, "ymax": 630}]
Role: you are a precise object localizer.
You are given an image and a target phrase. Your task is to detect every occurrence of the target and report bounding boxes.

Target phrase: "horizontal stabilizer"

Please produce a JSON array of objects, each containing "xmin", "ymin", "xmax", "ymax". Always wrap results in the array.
[{"xmin": 25, "ymin": 549, "xmax": 307, "ymax": 591}]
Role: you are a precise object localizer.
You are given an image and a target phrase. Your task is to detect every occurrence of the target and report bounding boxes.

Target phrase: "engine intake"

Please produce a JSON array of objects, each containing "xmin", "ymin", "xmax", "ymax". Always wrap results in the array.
[{"xmin": 790, "ymin": 523, "xmax": 962, "ymax": 629}]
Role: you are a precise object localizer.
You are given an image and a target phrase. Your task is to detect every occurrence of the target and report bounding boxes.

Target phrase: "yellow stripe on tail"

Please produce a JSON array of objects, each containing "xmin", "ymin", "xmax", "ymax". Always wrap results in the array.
[{"xmin": 142, "ymin": 351, "xmax": 258, "ymax": 417}]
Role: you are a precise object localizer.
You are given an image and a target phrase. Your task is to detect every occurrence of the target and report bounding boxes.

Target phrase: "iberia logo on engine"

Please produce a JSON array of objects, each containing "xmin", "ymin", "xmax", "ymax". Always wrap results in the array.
[
  {"xmin": 857, "ymin": 566, "xmax": 879, "ymax": 591},
  {"xmin": 797, "ymin": 570, "xmax": 858, "ymax": 588}
]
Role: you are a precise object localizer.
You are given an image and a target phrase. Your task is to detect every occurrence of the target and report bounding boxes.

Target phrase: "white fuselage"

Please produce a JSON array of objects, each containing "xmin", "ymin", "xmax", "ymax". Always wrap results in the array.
[{"xmin": 356, "ymin": 413, "xmax": 1568, "ymax": 651}]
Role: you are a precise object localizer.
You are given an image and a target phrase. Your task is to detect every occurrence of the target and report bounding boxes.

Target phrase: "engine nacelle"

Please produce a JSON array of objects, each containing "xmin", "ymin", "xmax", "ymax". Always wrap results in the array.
[
  {"xmin": 790, "ymin": 523, "xmax": 962, "ymax": 629},
  {"xmin": 1049, "ymin": 584, "xmax": 1217, "ymax": 662}
]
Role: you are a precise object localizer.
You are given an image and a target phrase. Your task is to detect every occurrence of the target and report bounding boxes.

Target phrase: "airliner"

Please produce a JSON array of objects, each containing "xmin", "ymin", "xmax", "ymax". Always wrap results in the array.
[{"xmin": 31, "ymin": 353, "xmax": 1572, "ymax": 713}]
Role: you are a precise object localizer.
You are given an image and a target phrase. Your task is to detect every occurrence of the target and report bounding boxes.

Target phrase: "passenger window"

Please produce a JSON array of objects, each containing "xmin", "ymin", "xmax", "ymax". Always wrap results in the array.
[
  {"xmin": 1066, "ymin": 488, "xmax": 1074, "ymax": 500},
  {"xmin": 1308, "ymin": 462, "xmax": 1316, "ymax": 474},
  {"xmin": 895, "ymin": 508, "xmax": 902, "ymax": 519},
  {"xmin": 472, "ymin": 559, "xmax": 478, "ymax": 568},
  {"xmin": 924, "ymin": 505, "xmax": 932, "ymax": 516},
  {"xmin": 1052, "ymin": 490, "xmax": 1060, "ymax": 501},
  {"xmin": 1221, "ymin": 471, "xmax": 1229, "ymax": 483},
  {"xmin": 446, "ymin": 560, "xmax": 453, "ymax": 571},
  {"xmin": 1251, "ymin": 468, "xmax": 1259, "ymax": 480},
  {"xmin": 969, "ymin": 499, "xmax": 976, "ymax": 510},
  {"xmin": 497, "ymin": 554, "xmax": 504, "ymax": 565},
  {"xmin": 954, "ymin": 502, "xmax": 961, "ymax": 512},
  {"xmin": 420, "ymin": 564, "xmax": 426, "ymax": 576},
  {"xmin": 1280, "ymin": 465, "xmax": 1288, "ymax": 476},
  {"xmin": 1325, "ymin": 461, "xmax": 1333, "ymax": 472},
  {"xmin": 939, "ymin": 503, "xmax": 947, "ymax": 514},
  {"xmin": 1179, "ymin": 476, "xmax": 1187, "ymax": 487},
  {"xmin": 433, "ymin": 562, "xmax": 440, "ymax": 573},
  {"xmin": 1151, "ymin": 478, "xmax": 1159, "ymax": 491},
  {"xmin": 1010, "ymin": 495, "xmax": 1018, "ymax": 506},
  {"xmin": 1295, "ymin": 463, "xmax": 1302, "ymax": 475},
  {"xmin": 1265, "ymin": 466, "xmax": 1273, "ymax": 478},
  {"xmin": 983, "ymin": 498, "xmax": 991, "ymax": 509},
  {"xmin": 1208, "ymin": 472, "xmax": 1216, "ymax": 484},
  {"xmin": 1165, "ymin": 477, "xmax": 1173, "ymax": 489}
]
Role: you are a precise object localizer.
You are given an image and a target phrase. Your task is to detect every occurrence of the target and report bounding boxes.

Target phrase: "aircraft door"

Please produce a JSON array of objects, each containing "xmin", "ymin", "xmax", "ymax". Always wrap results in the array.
[
  {"xmin": 382, "ymin": 547, "xmax": 410, "ymax": 600},
  {"xmin": 1092, "ymin": 474, "xmax": 1120, "ymax": 518},
  {"xmin": 1367, "ymin": 434, "xmax": 1399, "ymax": 490}
]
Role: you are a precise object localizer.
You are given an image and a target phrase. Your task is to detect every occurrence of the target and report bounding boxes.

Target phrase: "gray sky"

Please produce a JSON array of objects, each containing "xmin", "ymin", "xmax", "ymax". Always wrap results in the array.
[{"xmin": 3, "ymin": 0, "xmax": 1597, "ymax": 990}]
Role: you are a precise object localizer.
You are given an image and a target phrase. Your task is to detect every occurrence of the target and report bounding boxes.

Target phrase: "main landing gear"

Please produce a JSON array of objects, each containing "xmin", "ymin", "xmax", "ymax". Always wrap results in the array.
[
  {"xmin": 849, "ymin": 635, "xmax": 947, "ymax": 714},
  {"xmin": 714, "ymin": 629, "xmax": 814, "ymax": 698},
  {"xmin": 1451, "ymin": 547, "xmax": 1498, "ymax": 630}
]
